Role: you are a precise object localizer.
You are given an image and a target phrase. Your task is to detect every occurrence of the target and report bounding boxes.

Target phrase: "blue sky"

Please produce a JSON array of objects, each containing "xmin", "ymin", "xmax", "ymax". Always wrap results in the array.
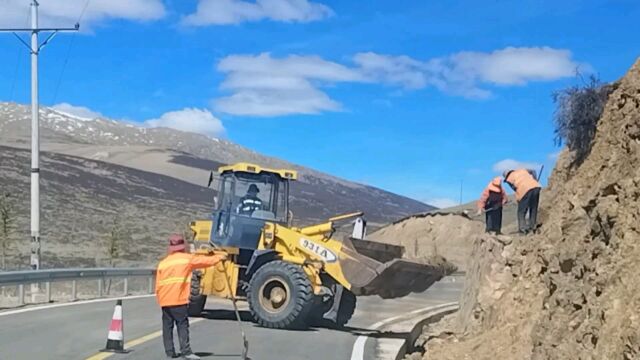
[{"xmin": 0, "ymin": 0, "xmax": 638, "ymax": 207}]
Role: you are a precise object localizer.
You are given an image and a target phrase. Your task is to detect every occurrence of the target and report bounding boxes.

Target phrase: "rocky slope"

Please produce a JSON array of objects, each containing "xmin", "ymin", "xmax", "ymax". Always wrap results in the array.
[{"xmin": 418, "ymin": 58, "xmax": 640, "ymax": 359}]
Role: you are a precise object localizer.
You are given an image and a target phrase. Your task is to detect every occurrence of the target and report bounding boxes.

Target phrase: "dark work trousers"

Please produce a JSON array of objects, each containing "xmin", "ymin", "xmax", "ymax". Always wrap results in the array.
[
  {"xmin": 162, "ymin": 304, "xmax": 192, "ymax": 356},
  {"xmin": 517, "ymin": 187, "xmax": 541, "ymax": 232},
  {"xmin": 484, "ymin": 191, "xmax": 504, "ymax": 234},
  {"xmin": 485, "ymin": 207, "xmax": 503, "ymax": 234}
]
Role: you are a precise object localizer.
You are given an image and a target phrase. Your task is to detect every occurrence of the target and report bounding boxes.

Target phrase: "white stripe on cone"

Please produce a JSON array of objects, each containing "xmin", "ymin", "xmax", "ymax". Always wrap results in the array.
[
  {"xmin": 112, "ymin": 305, "xmax": 122, "ymax": 320},
  {"xmin": 108, "ymin": 330, "xmax": 124, "ymax": 341},
  {"xmin": 107, "ymin": 304, "xmax": 123, "ymax": 340}
]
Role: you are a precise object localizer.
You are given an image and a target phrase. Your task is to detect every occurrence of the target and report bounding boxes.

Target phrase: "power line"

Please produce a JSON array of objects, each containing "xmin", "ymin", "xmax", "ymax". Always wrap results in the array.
[
  {"xmin": 52, "ymin": 0, "xmax": 91, "ymax": 104},
  {"xmin": 8, "ymin": 7, "xmax": 32, "ymax": 101}
]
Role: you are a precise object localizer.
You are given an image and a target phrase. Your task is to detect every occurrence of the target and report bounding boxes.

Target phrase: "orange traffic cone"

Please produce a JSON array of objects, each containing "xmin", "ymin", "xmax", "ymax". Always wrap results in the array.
[{"xmin": 100, "ymin": 299, "xmax": 129, "ymax": 353}]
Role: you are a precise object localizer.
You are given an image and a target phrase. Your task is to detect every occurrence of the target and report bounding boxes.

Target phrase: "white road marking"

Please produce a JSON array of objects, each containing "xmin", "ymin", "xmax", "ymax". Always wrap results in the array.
[
  {"xmin": 0, "ymin": 294, "xmax": 242, "ymax": 317},
  {"xmin": 0, "ymin": 294, "xmax": 155, "ymax": 317},
  {"xmin": 349, "ymin": 302, "xmax": 458, "ymax": 360}
]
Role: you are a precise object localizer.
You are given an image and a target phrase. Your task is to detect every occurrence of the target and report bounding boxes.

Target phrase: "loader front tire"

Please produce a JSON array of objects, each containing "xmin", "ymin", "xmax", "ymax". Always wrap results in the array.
[
  {"xmin": 247, "ymin": 261, "xmax": 314, "ymax": 329},
  {"xmin": 188, "ymin": 270, "xmax": 207, "ymax": 316}
]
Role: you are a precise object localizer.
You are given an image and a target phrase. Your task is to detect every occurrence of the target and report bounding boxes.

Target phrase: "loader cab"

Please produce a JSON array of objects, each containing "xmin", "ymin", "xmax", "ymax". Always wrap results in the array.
[{"xmin": 210, "ymin": 163, "xmax": 296, "ymax": 250}]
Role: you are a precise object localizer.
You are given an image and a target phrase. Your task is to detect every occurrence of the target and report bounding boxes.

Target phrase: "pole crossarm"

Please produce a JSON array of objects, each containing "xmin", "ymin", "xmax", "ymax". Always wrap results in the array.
[{"xmin": 0, "ymin": 24, "xmax": 80, "ymax": 33}]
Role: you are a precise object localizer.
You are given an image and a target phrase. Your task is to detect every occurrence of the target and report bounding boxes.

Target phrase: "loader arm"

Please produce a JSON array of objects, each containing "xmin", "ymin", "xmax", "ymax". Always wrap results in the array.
[
  {"xmin": 261, "ymin": 221, "xmax": 352, "ymax": 292},
  {"xmin": 260, "ymin": 219, "xmax": 448, "ymax": 299}
]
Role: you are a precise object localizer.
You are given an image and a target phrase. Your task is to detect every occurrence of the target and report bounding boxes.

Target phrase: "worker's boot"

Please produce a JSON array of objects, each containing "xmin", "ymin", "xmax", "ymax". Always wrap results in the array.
[{"xmin": 183, "ymin": 354, "xmax": 201, "ymax": 360}]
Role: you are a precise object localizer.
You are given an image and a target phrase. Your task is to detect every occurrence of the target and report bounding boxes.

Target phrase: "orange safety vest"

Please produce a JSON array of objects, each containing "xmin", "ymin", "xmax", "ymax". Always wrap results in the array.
[
  {"xmin": 155, "ymin": 252, "xmax": 219, "ymax": 307},
  {"xmin": 505, "ymin": 169, "xmax": 541, "ymax": 201}
]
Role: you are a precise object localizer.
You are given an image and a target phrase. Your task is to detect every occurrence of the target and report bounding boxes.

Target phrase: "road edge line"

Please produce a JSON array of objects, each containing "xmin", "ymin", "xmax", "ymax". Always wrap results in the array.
[
  {"xmin": 349, "ymin": 302, "xmax": 459, "ymax": 360},
  {"xmin": 0, "ymin": 294, "xmax": 156, "ymax": 317}
]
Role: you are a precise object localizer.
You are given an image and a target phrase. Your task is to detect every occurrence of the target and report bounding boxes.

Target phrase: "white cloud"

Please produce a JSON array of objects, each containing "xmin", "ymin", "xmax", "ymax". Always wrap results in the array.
[
  {"xmin": 0, "ymin": 0, "xmax": 165, "ymax": 29},
  {"xmin": 353, "ymin": 52, "xmax": 430, "ymax": 90},
  {"xmin": 51, "ymin": 103, "xmax": 103, "ymax": 120},
  {"xmin": 449, "ymin": 47, "xmax": 582, "ymax": 86},
  {"xmin": 427, "ymin": 198, "xmax": 459, "ymax": 209},
  {"xmin": 354, "ymin": 47, "xmax": 582, "ymax": 98},
  {"xmin": 182, "ymin": 0, "xmax": 333, "ymax": 26},
  {"xmin": 492, "ymin": 159, "xmax": 542, "ymax": 173},
  {"xmin": 49, "ymin": 104, "xmax": 225, "ymax": 138},
  {"xmin": 145, "ymin": 108, "xmax": 225, "ymax": 138},
  {"xmin": 213, "ymin": 53, "xmax": 365, "ymax": 116},
  {"xmin": 214, "ymin": 47, "xmax": 585, "ymax": 116}
]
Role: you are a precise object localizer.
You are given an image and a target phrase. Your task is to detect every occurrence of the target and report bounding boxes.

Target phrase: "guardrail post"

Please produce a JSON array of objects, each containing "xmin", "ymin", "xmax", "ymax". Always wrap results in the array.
[
  {"xmin": 98, "ymin": 278, "xmax": 104, "ymax": 298},
  {"xmin": 123, "ymin": 278, "xmax": 128, "ymax": 296},
  {"xmin": 147, "ymin": 276, "xmax": 153, "ymax": 294},
  {"xmin": 45, "ymin": 282, "xmax": 51, "ymax": 303},
  {"xmin": 71, "ymin": 280, "xmax": 77, "ymax": 301},
  {"xmin": 18, "ymin": 284, "xmax": 25, "ymax": 305}
]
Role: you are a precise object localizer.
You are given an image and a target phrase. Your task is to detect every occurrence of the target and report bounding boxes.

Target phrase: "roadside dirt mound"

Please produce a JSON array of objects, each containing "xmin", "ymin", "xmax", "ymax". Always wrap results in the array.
[
  {"xmin": 369, "ymin": 212, "xmax": 483, "ymax": 271},
  {"xmin": 420, "ymin": 58, "xmax": 640, "ymax": 359}
]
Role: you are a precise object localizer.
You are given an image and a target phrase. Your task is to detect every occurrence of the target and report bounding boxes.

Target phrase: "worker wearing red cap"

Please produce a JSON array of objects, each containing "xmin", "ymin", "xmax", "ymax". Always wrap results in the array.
[
  {"xmin": 156, "ymin": 234, "xmax": 227, "ymax": 359},
  {"xmin": 476, "ymin": 176, "xmax": 508, "ymax": 234}
]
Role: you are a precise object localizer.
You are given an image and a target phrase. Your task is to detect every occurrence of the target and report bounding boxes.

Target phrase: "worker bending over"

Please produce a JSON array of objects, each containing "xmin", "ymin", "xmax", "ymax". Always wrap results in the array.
[
  {"xmin": 503, "ymin": 169, "xmax": 542, "ymax": 234},
  {"xmin": 155, "ymin": 234, "xmax": 227, "ymax": 359},
  {"xmin": 477, "ymin": 176, "xmax": 508, "ymax": 234}
]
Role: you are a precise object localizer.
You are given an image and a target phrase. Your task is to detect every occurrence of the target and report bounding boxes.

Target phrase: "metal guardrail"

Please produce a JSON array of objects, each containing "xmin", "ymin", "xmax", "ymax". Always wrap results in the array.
[
  {"xmin": 0, "ymin": 268, "xmax": 155, "ymax": 285},
  {"xmin": 0, "ymin": 268, "xmax": 156, "ymax": 306}
]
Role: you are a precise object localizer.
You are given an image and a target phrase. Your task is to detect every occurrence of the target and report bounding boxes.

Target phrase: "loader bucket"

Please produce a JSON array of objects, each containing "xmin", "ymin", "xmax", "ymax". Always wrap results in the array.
[{"xmin": 339, "ymin": 237, "xmax": 449, "ymax": 299}]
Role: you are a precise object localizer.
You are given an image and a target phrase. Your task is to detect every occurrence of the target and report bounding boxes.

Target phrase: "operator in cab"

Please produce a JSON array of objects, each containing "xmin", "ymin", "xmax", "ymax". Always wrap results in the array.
[{"xmin": 237, "ymin": 184, "xmax": 263, "ymax": 215}]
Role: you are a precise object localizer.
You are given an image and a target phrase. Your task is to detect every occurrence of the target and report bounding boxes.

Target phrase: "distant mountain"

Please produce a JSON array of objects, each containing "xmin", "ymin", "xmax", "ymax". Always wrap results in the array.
[{"xmin": 0, "ymin": 102, "xmax": 434, "ymax": 268}]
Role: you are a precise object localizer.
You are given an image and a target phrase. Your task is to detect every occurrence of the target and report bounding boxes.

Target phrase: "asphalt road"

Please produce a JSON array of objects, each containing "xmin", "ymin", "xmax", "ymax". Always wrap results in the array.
[{"xmin": 0, "ymin": 276, "xmax": 463, "ymax": 360}]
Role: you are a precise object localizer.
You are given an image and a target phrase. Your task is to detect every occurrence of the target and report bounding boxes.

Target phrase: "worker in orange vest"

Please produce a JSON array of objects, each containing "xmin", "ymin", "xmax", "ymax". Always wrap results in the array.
[
  {"xmin": 476, "ymin": 176, "xmax": 508, "ymax": 234},
  {"xmin": 155, "ymin": 234, "xmax": 227, "ymax": 359},
  {"xmin": 503, "ymin": 169, "xmax": 542, "ymax": 234}
]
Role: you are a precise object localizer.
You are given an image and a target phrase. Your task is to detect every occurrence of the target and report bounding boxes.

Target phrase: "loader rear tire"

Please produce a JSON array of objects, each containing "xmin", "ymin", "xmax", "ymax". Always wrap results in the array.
[
  {"xmin": 188, "ymin": 294, "xmax": 207, "ymax": 316},
  {"xmin": 247, "ymin": 261, "xmax": 314, "ymax": 329},
  {"xmin": 334, "ymin": 290, "xmax": 356, "ymax": 328},
  {"xmin": 188, "ymin": 270, "xmax": 207, "ymax": 316},
  {"xmin": 309, "ymin": 288, "xmax": 356, "ymax": 328}
]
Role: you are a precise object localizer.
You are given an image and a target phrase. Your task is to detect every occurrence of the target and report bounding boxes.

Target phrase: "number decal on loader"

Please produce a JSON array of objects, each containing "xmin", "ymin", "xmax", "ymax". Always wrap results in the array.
[{"xmin": 299, "ymin": 238, "xmax": 337, "ymax": 263}]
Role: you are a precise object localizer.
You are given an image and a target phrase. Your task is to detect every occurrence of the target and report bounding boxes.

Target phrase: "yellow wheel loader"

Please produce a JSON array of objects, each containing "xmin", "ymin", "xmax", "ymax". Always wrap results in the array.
[{"xmin": 188, "ymin": 163, "xmax": 447, "ymax": 329}]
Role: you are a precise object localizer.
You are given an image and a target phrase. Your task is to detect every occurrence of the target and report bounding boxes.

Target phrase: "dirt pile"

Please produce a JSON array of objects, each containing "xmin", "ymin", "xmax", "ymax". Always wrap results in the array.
[
  {"xmin": 369, "ymin": 212, "xmax": 484, "ymax": 271},
  {"xmin": 419, "ymin": 58, "xmax": 640, "ymax": 359}
]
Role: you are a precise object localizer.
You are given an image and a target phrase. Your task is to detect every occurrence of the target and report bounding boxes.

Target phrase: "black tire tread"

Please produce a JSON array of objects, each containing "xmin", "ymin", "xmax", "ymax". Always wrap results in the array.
[
  {"xmin": 247, "ymin": 260, "xmax": 314, "ymax": 329},
  {"xmin": 335, "ymin": 290, "xmax": 356, "ymax": 327},
  {"xmin": 188, "ymin": 270, "xmax": 206, "ymax": 316},
  {"xmin": 309, "ymin": 288, "xmax": 357, "ymax": 328}
]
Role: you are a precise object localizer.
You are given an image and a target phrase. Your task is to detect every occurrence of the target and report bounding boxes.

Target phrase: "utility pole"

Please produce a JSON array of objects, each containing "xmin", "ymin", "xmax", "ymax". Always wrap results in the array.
[{"xmin": 0, "ymin": 1, "xmax": 79, "ymax": 275}]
